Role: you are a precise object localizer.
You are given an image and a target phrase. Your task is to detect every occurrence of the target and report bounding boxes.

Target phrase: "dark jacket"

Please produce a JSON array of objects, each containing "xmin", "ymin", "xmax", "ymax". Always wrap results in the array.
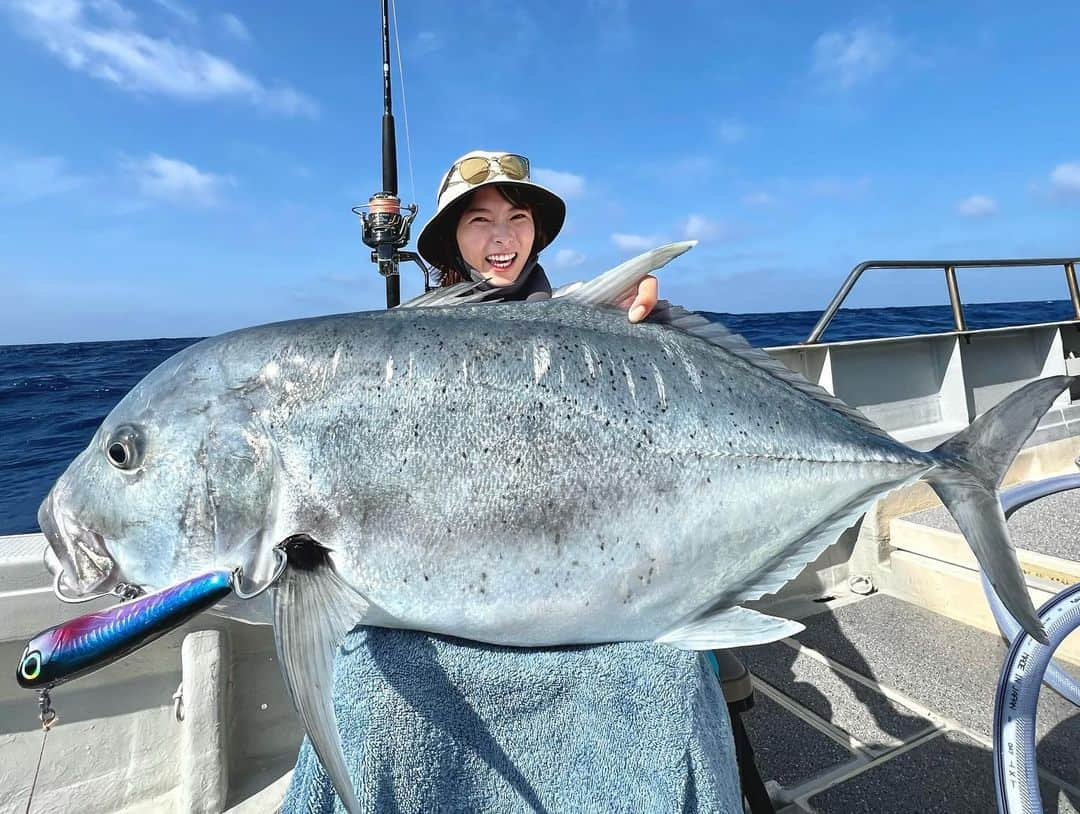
[{"xmin": 466, "ymin": 258, "xmax": 552, "ymax": 302}]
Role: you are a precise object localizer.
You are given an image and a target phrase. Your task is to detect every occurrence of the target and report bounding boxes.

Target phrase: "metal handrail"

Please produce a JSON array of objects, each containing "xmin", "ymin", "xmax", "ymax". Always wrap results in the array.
[{"xmin": 804, "ymin": 257, "xmax": 1080, "ymax": 344}]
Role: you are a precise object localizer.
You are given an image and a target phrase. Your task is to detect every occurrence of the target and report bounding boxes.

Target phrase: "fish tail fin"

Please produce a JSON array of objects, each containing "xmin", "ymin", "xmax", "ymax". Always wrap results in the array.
[
  {"xmin": 271, "ymin": 537, "xmax": 369, "ymax": 814},
  {"xmin": 925, "ymin": 375, "xmax": 1073, "ymax": 645}
]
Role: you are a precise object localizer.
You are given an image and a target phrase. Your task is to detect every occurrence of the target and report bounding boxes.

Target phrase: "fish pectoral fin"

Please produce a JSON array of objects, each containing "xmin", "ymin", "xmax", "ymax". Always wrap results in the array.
[
  {"xmin": 396, "ymin": 278, "xmax": 490, "ymax": 308},
  {"xmin": 271, "ymin": 539, "xmax": 369, "ymax": 814},
  {"xmin": 656, "ymin": 605, "xmax": 804, "ymax": 650}
]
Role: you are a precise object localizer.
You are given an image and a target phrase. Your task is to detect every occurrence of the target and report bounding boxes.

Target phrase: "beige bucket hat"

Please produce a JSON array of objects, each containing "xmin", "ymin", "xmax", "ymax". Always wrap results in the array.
[{"xmin": 417, "ymin": 150, "xmax": 566, "ymax": 270}]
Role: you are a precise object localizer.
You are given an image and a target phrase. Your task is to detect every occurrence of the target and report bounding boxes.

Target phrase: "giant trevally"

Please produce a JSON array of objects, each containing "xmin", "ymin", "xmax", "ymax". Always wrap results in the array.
[{"xmin": 36, "ymin": 242, "xmax": 1068, "ymax": 812}]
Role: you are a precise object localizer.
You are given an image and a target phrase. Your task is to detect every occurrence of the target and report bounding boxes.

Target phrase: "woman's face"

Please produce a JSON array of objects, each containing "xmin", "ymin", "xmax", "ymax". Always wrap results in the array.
[{"xmin": 455, "ymin": 186, "xmax": 535, "ymax": 287}]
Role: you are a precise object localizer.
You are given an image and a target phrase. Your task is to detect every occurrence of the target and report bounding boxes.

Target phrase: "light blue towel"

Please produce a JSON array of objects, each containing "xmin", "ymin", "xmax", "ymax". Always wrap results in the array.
[{"xmin": 281, "ymin": 626, "xmax": 743, "ymax": 813}]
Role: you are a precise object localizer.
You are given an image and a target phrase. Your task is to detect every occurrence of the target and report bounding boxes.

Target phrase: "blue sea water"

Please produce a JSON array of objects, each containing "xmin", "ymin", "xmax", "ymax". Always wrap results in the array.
[{"xmin": 1, "ymin": 300, "xmax": 1075, "ymax": 536}]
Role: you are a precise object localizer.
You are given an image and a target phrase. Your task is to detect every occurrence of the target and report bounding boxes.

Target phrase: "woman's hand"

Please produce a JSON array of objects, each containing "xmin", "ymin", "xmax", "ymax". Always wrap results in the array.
[{"xmin": 625, "ymin": 275, "xmax": 659, "ymax": 323}]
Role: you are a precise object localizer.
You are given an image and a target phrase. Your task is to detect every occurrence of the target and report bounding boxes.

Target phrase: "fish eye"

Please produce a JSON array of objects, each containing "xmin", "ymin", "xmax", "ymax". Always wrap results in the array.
[
  {"xmin": 20, "ymin": 650, "xmax": 41, "ymax": 682},
  {"xmin": 104, "ymin": 424, "xmax": 145, "ymax": 471}
]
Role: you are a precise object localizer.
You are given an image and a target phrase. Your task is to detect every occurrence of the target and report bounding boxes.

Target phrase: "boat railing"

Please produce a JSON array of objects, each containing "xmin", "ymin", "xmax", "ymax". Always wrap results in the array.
[{"xmin": 805, "ymin": 257, "xmax": 1080, "ymax": 344}]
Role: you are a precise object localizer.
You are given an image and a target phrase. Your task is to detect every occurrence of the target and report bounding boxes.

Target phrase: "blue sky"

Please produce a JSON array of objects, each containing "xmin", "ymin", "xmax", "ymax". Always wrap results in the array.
[{"xmin": 3, "ymin": 1, "xmax": 1080, "ymax": 344}]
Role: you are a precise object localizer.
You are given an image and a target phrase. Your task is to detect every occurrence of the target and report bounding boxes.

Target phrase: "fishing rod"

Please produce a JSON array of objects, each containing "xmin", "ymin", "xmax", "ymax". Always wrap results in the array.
[{"xmin": 354, "ymin": 0, "xmax": 430, "ymax": 308}]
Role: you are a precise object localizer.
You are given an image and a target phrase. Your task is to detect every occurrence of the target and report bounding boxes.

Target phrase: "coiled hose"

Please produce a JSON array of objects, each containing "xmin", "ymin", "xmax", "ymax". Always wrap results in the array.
[
  {"xmin": 992, "ymin": 583, "xmax": 1080, "ymax": 813},
  {"xmin": 987, "ymin": 475, "xmax": 1080, "ymax": 814},
  {"xmin": 986, "ymin": 476, "xmax": 1080, "ymax": 705}
]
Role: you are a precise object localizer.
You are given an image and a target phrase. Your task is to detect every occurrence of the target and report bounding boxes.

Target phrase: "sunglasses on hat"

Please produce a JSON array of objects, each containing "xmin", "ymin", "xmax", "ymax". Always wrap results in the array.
[{"xmin": 439, "ymin": 154, "xmax": 530, "ymax": 199}]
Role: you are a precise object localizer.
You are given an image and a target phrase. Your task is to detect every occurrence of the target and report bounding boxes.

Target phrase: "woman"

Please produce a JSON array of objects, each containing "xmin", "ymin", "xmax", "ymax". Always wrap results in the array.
[
  {"xmin": 282, "ymin": 152, "xmax": 743, "ymax": 813},
  {"xmin": 416, "ymin": 150, "xmax": 658, "ymax": 319}
]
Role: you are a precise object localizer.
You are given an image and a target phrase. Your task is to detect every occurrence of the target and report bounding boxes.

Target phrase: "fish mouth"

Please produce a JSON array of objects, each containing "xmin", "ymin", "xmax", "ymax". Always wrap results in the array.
[{"xmin": 38, "ymin": 490, "xmax": 119, "ymax": 597}]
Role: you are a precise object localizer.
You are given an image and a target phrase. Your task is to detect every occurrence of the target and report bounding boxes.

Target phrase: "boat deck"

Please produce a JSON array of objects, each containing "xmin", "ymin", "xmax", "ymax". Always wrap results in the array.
[
  {"xmin": 905, "ymin": 490, "xmax": 1080, "ymax": 561},
  {"xmin": 741, "ymin": 593, "xmax": 1080, "ymax": 813},
  {"xmin": 738, "ymin": 479, "xmax": 1080, "ymax": 814}
]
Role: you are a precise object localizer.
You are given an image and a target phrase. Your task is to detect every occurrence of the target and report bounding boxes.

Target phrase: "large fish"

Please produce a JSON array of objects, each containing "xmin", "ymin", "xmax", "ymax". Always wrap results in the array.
[{"xmin": 37, "ymin": 243, "xmax": 1068, "ymax": 812}]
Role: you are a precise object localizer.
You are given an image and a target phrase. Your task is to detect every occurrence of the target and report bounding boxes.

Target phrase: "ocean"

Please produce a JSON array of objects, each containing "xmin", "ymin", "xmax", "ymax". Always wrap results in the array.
[{"xmin": 2, "ymin": 299, "xmax": 1075, "ymax": 536}]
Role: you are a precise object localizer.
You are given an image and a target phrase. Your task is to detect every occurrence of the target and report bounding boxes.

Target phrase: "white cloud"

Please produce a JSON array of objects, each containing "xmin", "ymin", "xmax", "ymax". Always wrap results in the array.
[
  {"xmin": 552, "ymin": 248, "xmax": 586, "ymax": 269},
  {"xmin": 611, "ymin": 233, "xmax": 661, "ymax": 252},
  {"xmin": 670, "ymin": 155, "xmax": 714, "ymax": 178},
  {"xmin": 151, "ymin": 0, "xmax": 197, "ymax": 25},
  {"xmin": 811, "ymin": 23, "xmax": 898, "ymax": 90},
  {"xmin": 320, "ymin": 272, "xmax": 364, "ymax": 287},
  {"xmin": 412, "ymin": 30, "xmax": 442, "ymax": 57},
  {"xmin": 90, "ymin": 0, "xmax": 138, "ymax": 27},
  {"xmin": 7, "ymin": 0, "xmax": 316, "ymax": 116},
  {"xmin": 260, "ymin": 87, "xmax": 316, "ymax": 117},
  {"xmin": 1050, "ymin": 162, "xmax": 1080, "ymax": 197},
  {"xmin": 533, "ymin": 168, "xmax": 586, "ymax": 199},
  {"xmin": 742, "ymin": 191, "xmax": 777, "ymax": 207},
  {"xmin": 681, "ymin": 214, "xmax": 730, "ymax": 241},
  {"xmin": 807, "ymin": 176, "xmax": 870, "ymax": 198},
  {"xmin": 0, "ymin": 153, "xmax": 88, "ymax": 205},
  {"xmin": 642, "ymin": 155, "xmax": 716, "ymax": 183},
  {"xmin": 219, "ymin": 13, "xmax": 250, "ymax": 42},
  {"xmin": 957, "ymin": 194, "xmax": 998, "ymax": 217},
  {"xmin": 587, "ymin": 0, "xmax": 632, "ymax": 50},
  {"xmin": 715, "ymin": 119, "xmax": 746, "ymax": 144},
  {"xmin": 125, "ymin": 154, "xmax": 233, "ymax": 206}
]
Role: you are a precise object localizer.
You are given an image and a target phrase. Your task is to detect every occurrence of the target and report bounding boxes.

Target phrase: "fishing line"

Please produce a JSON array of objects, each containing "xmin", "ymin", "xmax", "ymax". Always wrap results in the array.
[
  {"xmin": 390, "ymin": 0, "xmax": 416, "ymax": 207},
  {"xmin": 25, "ymin": 731, "xmax": 48, "ymax": 814},
  {"xmin": 24, "ymin": 689, "xmax": 56, "ymax": 814}
]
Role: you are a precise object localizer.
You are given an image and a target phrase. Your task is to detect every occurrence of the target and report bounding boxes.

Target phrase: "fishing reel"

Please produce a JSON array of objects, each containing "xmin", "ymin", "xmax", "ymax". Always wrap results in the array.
[{"xmin": 354, "ymin": 194, "xmax": 432, "ymax": 294}]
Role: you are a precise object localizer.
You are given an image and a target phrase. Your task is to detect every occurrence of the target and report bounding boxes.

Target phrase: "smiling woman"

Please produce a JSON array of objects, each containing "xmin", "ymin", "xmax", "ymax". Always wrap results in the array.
[
  {"xmin": 416, "ymin": 149, "xmax": 659, "ymax": 318},
  {"xmin": 455, "ymin": 186, "xmax": 539, "ymax": 287},
  {"xmin": 419, "ymin": 152, "xmax": 561, "ymax": 293}
]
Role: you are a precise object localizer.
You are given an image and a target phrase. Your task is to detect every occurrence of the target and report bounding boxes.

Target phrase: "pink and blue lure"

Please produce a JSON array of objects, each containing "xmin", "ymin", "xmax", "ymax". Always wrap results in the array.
[{"xmin": 17, "ymin": 569, "xmax": 234, "ymax": 690}]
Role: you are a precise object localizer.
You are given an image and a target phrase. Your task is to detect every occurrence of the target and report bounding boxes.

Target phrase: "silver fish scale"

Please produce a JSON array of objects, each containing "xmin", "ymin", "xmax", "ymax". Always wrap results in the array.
[{"xmin": 195, "ymin": 302, "xmax": 933, "ymax": 647}]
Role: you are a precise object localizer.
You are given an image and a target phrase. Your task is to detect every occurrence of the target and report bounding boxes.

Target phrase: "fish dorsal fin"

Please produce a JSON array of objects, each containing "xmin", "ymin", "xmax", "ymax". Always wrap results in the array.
[
  {"xmin": 556, "ymin": 241, "xmax": 697, "ymax": 306},
  {"xmin": 396, "ymin": 280, "xmax": 490, "ymax": 309},
  {"xmin": 648, "ymin": 300, "xmax": 893, "ymax": 441},
  {"xmin": 399, "ymin": 241, "xmax": 697, "ymax": 309}
]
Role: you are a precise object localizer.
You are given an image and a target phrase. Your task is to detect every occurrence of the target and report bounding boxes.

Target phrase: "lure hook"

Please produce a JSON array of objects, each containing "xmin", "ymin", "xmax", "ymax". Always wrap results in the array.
[
  {"xmin": 172, "ymin": 682, "xmax": 185, "ymax": 723},
  {"xmin": 231, "ymin": 547, "xmax": 288, "ymax": 600},
  {"xmin": 52, "ymin": 570, "xmax": 143, "ymax": 605}
]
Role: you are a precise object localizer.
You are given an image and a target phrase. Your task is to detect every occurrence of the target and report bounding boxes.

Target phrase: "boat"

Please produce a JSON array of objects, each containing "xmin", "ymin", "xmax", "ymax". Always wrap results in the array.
[{"xmin": 1, "ymin": 256, "xmax": 1078, "ymax": 813}]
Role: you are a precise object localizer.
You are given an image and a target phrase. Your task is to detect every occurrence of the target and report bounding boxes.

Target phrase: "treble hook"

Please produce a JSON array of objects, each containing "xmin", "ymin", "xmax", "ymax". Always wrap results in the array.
[
  {"xmin": 231, "ymin": 547, "xmax": 288, "ymax": 600},
  {"xmin": 52, "ymin": 570, "xmax": 143, "ymax": 605}
]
